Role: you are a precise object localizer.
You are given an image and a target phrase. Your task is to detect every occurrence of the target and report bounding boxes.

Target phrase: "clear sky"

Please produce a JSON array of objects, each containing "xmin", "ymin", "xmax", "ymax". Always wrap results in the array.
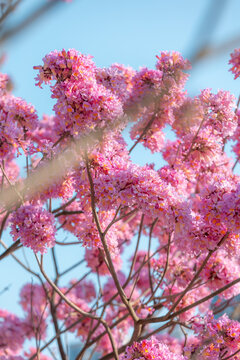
[
  {"xmin": 1, "ymin": 0, "xmax": 240, "ymax": 114},
  {"xmin": 0, "ymin": 0, "xmax": 240, "ymax": 354}
]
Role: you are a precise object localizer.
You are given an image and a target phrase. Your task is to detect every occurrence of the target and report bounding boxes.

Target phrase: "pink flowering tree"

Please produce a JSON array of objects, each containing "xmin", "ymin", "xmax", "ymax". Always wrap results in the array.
[{"xmin": 1, "ymin": 47, "xmax": 240, "ymax": 360}]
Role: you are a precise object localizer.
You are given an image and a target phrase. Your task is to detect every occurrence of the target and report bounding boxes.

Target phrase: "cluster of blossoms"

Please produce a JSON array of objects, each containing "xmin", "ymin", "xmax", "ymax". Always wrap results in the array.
[
  {"xmin": 120, "ymin": 337, "xmax": 186, "ymax": 360},
  {"xmin": 185, "ymin": 312, "xmax": 240, "ymax": 359},
  {"xmin": 34, "ymin": 49, "xmax": 124, "ymax": 137},
  {"xmin": 0, "ymin": 297, "xmax": 48, "ymax": 358},
  {"xmin": 10, "ymin": 204, "xmax": 56, "ymax": 254},
  {"xmin": 229, "ymin": 48, "xmax": 240, "ymax": 79},
  {"xmin": 1, "ymin": 47, "xmax": 240, "ymax": 359},
  {"xmin": 0, "ymin": 89, "xmax": 38, "ymax": 158}
]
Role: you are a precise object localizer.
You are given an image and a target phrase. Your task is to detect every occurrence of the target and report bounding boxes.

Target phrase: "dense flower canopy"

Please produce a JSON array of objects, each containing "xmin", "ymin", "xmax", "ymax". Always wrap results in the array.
[{"xmin": 1, "ymin": 48, "xmax": 240, "ymax": 359}]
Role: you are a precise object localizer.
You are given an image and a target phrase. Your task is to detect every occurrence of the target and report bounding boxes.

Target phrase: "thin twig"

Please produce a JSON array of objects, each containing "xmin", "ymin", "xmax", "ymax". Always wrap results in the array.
[
  {"xmin": 0, "ymin": 0, "xmax": 22, "ymax": 26},
  {"xmin": 128, "ymin": 114, "xmax": 156, "ymax": 154},
  {"xmin": 166, "ymin": 232, "xmax": 228, "ymax": 316},
  {"xmin": 147, "ymin": 230, "xmax": 172, "ymax": 303},
  {"xmin": 85, "ymin": 155, "xmax": 138, "ymax": 324},
  {"xmin": 35, "ymin": 254, "xmax": 119, "ymax": 360},
  {"xmin": 59, "ymin": 259, "xmax": 85, "ymax": 277},
  {"xmin": 127, "ymin": 214, "xmax": 144, "ymax": 283},
  {"xmin": 0, "ymin": 239, "xmax": 21, "ymax": 261},
  {"xmin": 147, "ymin": 218, "xmax": 158, "ymax": 297},
  {"xmin": 0, "ymin": 0, "xmax": 63, "ymax": 44}
]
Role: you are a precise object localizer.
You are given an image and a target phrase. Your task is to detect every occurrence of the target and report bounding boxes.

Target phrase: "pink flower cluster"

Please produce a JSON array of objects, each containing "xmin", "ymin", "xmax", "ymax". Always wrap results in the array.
[
  {"xmin": 10, "ymin": 204, "xmax": 56, "ymax": 253},
  {"xmin": 34, "ymin": 49, "xmax": 123, "ymax": 136},
  {"xmin": 0, "ymin": 310, "xmax": 25, "ymax": 357},
  {"xmin": 128, "ymin": 51, "xmax": 191, "ymax": 152},
  {"xmin": 120, "ymin": 337, "xmax": 186, "ymax": 360},
  {"xmin": 229, "ymin": 48, "xmax": 240, "ymax": 79},
  {"xmin": 185, "ymin": 312, "xmax": 240, "ymax": 359},
  {"xmin": 0, "ymin": 94, "xmax": 38, "ymax": 159}
]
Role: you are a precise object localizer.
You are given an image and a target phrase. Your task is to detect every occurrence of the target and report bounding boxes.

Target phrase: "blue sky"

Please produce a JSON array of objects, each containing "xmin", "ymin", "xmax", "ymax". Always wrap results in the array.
[
  {"xmin": 0, "ymin": 0, "xmax": 240, "ymax": 354},
  {"xmin": 1, "ymin": 0, "xmax": 240, "ymax": 112}
]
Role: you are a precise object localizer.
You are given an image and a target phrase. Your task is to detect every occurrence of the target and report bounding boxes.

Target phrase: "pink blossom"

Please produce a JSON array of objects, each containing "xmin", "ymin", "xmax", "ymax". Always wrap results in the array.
[
  {"xmin": 120, "ymin": 337, "xmax": 186, "ymax": 359},
  {"xmin": 34, "ymin": 49, "xmax": 123, "ymax": 136},
  {"xmin": 186, "ymin": 312, "xmax": 240, "ymax": 359},
  {"xmin": 0, "ymin": 310, "xmax": 25, "ymax": 356},
  {"xmin": 229, "ymin": 48, "xmax": 240, "ymax": 79},
  {"xmin": 10, "ymin": 204, "xmax": 56, "ymax": 253}
]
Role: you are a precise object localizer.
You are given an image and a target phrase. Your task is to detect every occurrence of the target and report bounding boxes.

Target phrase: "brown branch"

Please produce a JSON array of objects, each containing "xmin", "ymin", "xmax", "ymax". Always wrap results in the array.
[
  {"xmin": 55, "ymin": 270, "xmax": 91, "ymax": 309},
  {"xmin": 35, "ymin": 255, "xmax": 119, "ymax": 360},
  {"xmin": 190, "ymin": 34, "xmax": 240, "ymax": 66},
  {"xmin": 55, "ymin": 210, "xmax": 84, "ymax": 218},
  {"xmin": 51, "ymin": 247, "xmax": 59, "ymax": 283},
  {"xmin": 49, "ymin": 293, "xmax": 67, "ymax": 360},
  {"xmin": 99, "ymin": 319, "xmax": 174, "ymax": 360},
  {"xmin": 55, "ymin": 240, "xmax": 81, "ymax": 246},
  {"xmin": 147, "ymin": 230, "xmax": 172, "ymax": 303},
  {"xmin": 222, "ymin": 348, "xmax": 240, "ymax": 360},
  {"xmin": 52, "ymin": 195, "xmax": 77, "ymax": 214},
  {"xmin": 59, "ymin": 259, "xmax": 85, "ymax": 277},
  {"xmin": 143, "ymin": 275, "xmax": 240, "ymax": 325},
  {"xmin": 75, "ymin": 306, "xmax": 107, "ymax": 360},
  {"xmin": 0, "ymin": 0, "xmax": 22, "ymax": 26},
  {"xmin": 126, "ymin": 214, "xmax": 144, "ymax": 284},
  {"xmin": 0, "ymin": 238, "xmax": 40, "ymax": 278},
  {"xmin": 183, "ymin": 117, "xmax": 205, "ymax": 161},
  {"xmin": 0, "ymin": 239, "xmax": 21, "ymax": 261},
  {"xmin": 85, "ymin": 156, "xmax": 139, "ymax": 324},
  {"xmin": 28, "ymin": 318, "xmax": 85, "ymax": 360},
  {"xmin": 128, "ymin": 114, "xmax": 156, "ymax": 154},
  {"xmin": 0, "ymin": 0, "xmax": 64, "ymax": 44},
  {"xmin": 103, "ymin": 205, "xmax": 121, "ymax": 236},
  {"xmin": 166, "ymin": 232, "xmax": 228, "ymax": 316},
  {"xmin": 147, "ymin": 218, "xmax": 158, "ymax": 296},
  {"xmin": 232, "ymin": 155, "xmax": 240, "ymax": 171}
]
